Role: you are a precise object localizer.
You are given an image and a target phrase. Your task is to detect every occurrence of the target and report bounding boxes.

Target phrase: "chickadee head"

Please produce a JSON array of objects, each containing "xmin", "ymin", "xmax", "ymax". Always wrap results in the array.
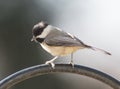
[
  {"xmin": 32, "ymin": 21, "xmax": 48, "ymax": 37},
  {"xmin": 31, "ymin": 21, "xmax": 49, "ymax": 42}
]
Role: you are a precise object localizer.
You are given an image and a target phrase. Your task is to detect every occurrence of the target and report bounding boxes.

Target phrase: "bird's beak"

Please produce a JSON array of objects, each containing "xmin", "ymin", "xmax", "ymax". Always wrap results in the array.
[{"xmin": 31, "ymin": 36, "xmax": 35, "ymax": 42}]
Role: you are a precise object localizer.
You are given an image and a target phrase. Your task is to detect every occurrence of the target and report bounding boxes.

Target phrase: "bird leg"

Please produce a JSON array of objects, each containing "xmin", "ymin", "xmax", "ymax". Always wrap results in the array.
[
  {"xmin": 45, "ymin": 56, "xmax": 58, "ymax": 69},
  {"xmin": 69, "ymin": 53, "xmax": 74, "ymax": 68}
]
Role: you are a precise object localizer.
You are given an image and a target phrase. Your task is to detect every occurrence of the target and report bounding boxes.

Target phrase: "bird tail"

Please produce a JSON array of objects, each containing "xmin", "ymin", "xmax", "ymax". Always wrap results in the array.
[{"xmin": 84, "ymin": 45, "xmax": 111, "ymax": 55}]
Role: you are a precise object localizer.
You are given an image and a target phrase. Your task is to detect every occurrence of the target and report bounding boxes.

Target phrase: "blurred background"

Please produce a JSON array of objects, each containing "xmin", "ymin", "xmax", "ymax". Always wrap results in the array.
[{"xmin": 0, "ymin": 0, "xmax": 120, "ymax": 89}]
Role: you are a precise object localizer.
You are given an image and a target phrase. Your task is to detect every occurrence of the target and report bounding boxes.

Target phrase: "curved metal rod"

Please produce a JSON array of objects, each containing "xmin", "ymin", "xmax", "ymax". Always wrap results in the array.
[{"xmin": 0, "ymin": 64, "xmax": 120, "ymax": 89}]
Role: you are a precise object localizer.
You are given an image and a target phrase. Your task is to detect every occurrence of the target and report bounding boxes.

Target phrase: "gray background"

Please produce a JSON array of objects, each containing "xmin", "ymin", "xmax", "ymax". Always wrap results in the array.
[{"xmin": 0, "ymin": 0, "xmax": 120, "ymax": 89}]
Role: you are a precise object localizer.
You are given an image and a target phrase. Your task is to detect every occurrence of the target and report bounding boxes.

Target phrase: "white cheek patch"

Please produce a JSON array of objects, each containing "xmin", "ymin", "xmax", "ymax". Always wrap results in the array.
[
  {"xmin": 37, "ymin": 25, "xmax": 52, "ymax": 38},
  {"xmin": 38, "ymin": 22, "xmax": 45, "ymax": 27}
]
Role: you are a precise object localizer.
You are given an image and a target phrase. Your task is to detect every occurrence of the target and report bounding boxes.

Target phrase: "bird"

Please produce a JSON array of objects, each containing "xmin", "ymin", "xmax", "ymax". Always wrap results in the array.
[{"xmin": 31, "ymin": 21, "xmax": 111, "ymax": 68}]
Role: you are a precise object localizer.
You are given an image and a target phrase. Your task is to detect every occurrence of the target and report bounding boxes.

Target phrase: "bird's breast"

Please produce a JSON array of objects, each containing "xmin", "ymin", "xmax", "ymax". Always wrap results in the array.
[{"xmin": 40, "ymin": 42, "xmax": 84, "ymax": 56}]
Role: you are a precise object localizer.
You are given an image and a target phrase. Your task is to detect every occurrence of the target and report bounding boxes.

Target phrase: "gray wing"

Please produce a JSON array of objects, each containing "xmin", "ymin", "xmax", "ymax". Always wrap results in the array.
[{"xmin": 44, "ymin": 29, "xmax": 85, "ymax": 47}]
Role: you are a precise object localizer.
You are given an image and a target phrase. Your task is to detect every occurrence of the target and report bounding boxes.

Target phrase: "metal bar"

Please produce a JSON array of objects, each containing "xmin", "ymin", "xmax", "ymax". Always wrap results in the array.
[{"xmin": 0, "ymin": 64, "xmax": 120, "ymax": 89}]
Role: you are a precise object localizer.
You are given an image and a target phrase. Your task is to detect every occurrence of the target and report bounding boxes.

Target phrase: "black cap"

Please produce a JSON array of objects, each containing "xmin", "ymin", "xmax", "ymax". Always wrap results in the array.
[{"xmin": 32, "ymin": 21, "xmax": 48, "ymax": 37}]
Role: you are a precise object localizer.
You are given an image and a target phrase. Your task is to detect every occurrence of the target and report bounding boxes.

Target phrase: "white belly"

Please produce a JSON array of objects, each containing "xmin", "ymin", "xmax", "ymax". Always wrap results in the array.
[{"xmin": 41, "ymin": 43, "xmax": 84, "ymax": 56}]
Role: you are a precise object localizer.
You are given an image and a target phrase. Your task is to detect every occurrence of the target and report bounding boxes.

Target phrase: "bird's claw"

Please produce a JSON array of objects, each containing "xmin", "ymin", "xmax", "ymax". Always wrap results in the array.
[
  {"xmin": 45, "ymin": 61, "xmax": 55, "ymax": 69},
  {"xmin": 69, "ymin": 61, "xmax": 74, "ymax": 68}
]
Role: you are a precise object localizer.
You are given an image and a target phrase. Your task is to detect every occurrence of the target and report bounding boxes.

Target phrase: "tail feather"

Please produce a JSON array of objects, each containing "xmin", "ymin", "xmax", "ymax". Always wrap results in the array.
[{"xmin": 84, "ymin": 45, "xmax": 111, "ymax": 55}]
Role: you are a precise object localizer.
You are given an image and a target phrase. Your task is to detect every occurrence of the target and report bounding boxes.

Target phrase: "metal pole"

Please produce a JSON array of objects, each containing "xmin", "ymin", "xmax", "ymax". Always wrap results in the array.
[{"xmin": 0, "ymin": 64, "xmax": 120, "ymax": 89}]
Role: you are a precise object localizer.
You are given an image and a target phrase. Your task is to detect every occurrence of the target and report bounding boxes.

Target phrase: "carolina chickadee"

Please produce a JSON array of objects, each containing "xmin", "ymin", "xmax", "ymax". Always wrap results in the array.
[{"xmin": 31, "ymin": 21, "xmax": 111, "ymax": 68}]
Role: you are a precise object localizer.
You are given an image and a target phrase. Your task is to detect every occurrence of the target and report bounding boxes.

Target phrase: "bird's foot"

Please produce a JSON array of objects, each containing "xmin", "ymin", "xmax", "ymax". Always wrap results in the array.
[
  {"xmin": 69, "ymin": 61, "xmax": 74, "ymax": 68},
  {"xmin": 45, "ymin": 60, "xmax": 55, "ymax": 69}
]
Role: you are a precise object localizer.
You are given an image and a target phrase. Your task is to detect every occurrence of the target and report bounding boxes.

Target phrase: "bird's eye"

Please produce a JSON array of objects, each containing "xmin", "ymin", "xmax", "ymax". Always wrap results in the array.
[
  {"xmin": 32, "ymin": 22, "xmax": 48, "ymax": 37},
  {"xmin": 32, "ymin": 26, "xmax": 44, "ymax": 37}
]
